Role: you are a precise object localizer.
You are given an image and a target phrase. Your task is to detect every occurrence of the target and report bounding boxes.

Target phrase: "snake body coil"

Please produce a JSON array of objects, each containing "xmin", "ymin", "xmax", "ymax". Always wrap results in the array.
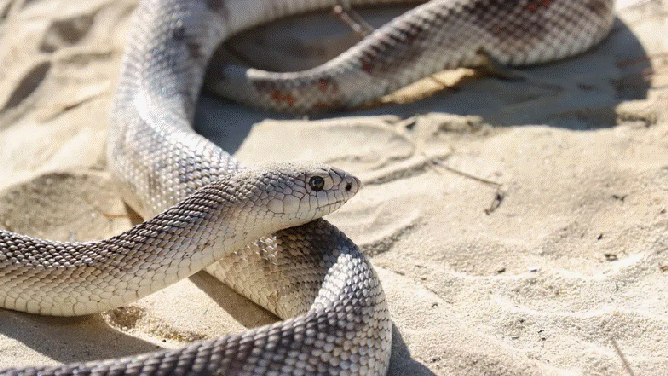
[{"xmin": 0, "ymin": 0, "xmax": 614, "ymax": 375}]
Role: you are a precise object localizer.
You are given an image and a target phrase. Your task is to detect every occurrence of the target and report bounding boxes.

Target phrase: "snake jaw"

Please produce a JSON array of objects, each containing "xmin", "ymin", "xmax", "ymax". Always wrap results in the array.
[
  {"xmin": 283, "ymin": 194, "xmax": 300, "ymax": 214},
  {"xmin": 268, "ymin": 194, "xmax": 300, "ymax": 215},
  {"xmin": 268, "ymin": 197, "xmax": 285, "ymax": 214}
]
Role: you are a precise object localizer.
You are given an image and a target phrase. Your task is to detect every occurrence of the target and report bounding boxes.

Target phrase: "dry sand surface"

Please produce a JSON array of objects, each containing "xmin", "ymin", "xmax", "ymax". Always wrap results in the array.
[{"xmin": 1, "ymin": 0, "xmax": 668, "ymax": 375}]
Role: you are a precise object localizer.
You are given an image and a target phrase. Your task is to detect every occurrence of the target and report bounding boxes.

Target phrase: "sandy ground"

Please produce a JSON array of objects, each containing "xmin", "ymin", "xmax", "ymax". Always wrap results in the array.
[{"xmin": 1, "ymin": 0, "xmax": 668, "ymax": 375}]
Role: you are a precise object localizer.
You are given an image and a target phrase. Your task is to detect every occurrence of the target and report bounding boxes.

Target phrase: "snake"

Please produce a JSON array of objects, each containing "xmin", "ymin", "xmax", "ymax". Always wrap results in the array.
[{"xmin": 0, "ymin": 0, "xmax": 615, "ymax": 375}]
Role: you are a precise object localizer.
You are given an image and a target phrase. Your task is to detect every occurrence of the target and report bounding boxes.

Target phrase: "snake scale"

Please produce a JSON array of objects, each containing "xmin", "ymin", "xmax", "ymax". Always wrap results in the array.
[{"xmin": 0, "ymin": 0, "xmax": 615, "ymax": 375}]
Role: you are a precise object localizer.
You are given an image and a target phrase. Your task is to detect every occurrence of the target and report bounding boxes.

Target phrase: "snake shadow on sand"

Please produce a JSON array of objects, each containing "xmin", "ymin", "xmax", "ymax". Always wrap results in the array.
[{"xmin": 197, "ymin": 8, "xmax": 650, "ymax": 157}]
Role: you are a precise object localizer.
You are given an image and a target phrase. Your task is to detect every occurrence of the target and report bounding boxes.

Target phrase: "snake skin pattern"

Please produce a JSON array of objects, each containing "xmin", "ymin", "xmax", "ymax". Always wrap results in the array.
[
  {"xmin": 0, "ymin": 164, "xmax": 359, "ymax": 314},
  {"xmin": 0, "ymin": 0, "xmax": 615, "ymax": 375},
  {"xmin": 208, "ymin": 0, "xmax": 615, "ymax": 113}
]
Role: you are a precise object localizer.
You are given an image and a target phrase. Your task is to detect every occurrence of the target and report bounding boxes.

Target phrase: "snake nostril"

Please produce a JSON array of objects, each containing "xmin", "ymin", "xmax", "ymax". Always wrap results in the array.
[{"xmin": 345, "ymin": 182, "xmax": 352, "ymax": 191}]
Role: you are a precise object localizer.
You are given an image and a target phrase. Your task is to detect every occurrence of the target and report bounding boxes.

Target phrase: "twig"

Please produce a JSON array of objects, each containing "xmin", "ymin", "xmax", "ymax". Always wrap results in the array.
[
  {"xmin": 331, "ymin": 2, "xmax": 447, "ymax": 90},
  {"xmin": 431, "ymin": 158, "xmax": 506, "ymax": 214},
  {"xmin": 332, "ymin": 2, "xmax": 374, "ymax": 37},
  {"xmin": 610, "ymin": 336, "xmax": 635, "ymax": 376},
  {"xmin": 433, "ymin": 159, "xmax": 502, "ymax": 188}
]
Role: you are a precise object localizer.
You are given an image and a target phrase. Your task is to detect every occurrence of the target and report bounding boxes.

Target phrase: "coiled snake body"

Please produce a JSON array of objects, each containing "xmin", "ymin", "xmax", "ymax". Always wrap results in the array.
[{"xmin": 0, "ymin": 0, "xmax": 614, "ymax": 375}]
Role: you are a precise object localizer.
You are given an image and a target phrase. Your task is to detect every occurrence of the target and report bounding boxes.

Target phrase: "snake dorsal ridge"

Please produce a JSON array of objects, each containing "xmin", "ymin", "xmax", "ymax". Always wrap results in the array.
[{"xmin": 1, "ymin": 0, "xmax": 615, "ymax": 375}]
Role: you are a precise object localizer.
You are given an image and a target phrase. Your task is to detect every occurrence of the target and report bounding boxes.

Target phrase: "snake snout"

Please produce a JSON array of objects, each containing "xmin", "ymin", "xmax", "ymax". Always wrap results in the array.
[
  {"xmin": 332, "ymin": 166, "xmax": 360, "ymax": 197},
  {"xmin": 344, "ymin": 173, "xmax": 360, "ymax": 195}
]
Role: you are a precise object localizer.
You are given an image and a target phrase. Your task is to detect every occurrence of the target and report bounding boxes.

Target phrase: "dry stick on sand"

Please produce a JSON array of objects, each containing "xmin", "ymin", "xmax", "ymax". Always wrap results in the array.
[
  {"xmin": 332, "ymin": 3, "xmax": 373, "ymax": 37},
  {"xmin": 332, "ymin": 1, "xmax": 449, "ymax": 90},
  {"xmin": 431, "ymin": 158, "xmax": 507, "ymax": 214},
  {"xmin": 610, "ymin": 336, "xmax": 636, "ymax": 376},
  {"xmin": 332, "ymin": 3, "xmax": 506, "ymax": 213}
]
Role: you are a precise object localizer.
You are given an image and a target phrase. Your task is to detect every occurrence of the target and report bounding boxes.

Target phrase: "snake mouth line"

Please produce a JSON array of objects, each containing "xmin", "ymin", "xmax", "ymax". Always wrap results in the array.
[{"xmin": 304, "ymin": 199, "xmax": 351, "ymax": 221}]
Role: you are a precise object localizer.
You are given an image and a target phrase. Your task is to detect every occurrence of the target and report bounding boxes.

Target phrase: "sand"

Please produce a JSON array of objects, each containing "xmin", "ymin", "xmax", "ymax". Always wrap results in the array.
[{"xmin": 1, "ymin": 0, "xmax": 668, "ymax": 374}]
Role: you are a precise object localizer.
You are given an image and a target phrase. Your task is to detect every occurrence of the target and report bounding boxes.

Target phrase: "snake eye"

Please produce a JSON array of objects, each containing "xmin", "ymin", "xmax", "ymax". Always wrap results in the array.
[{"xmin": 308, "ymin": 176, "xmax": 325, "ymax": 191}]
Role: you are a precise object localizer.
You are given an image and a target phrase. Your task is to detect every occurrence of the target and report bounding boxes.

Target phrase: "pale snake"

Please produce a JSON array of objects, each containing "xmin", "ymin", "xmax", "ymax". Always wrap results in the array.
[{"xmin": 0, "ymin": 0, "xmax": 615, "ymax": 375}]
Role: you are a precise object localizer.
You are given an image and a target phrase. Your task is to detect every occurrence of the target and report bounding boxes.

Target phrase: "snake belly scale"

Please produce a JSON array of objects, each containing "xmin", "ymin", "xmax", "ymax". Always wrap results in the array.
[{"xmin": 0, "ymin": 0, "xmax": 614, "ymax": 375}]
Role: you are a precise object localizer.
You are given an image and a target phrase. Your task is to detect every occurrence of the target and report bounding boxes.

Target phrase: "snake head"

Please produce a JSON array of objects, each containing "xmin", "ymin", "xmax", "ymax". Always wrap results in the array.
[{"xmin": 246, "ymin": 162, "xmax": 360, "ymax": 226}]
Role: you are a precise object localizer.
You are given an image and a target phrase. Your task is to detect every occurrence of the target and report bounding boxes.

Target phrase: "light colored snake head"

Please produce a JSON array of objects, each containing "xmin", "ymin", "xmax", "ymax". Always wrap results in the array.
[{"xmin": 242, "ymin": 162, "xmax": 360, "ymax": 227}]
